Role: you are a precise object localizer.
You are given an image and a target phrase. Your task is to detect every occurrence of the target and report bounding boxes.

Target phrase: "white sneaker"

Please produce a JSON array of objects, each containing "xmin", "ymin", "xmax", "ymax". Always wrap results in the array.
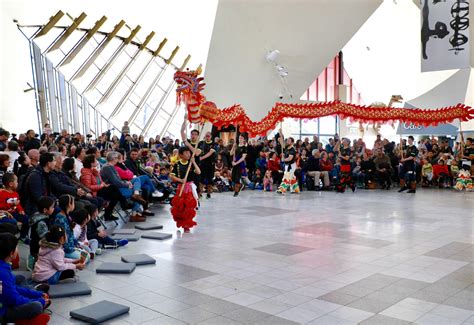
[
  {"xmin": 95, "ymin": 248, "xmax": 102, "ymax": 255},
  {"xmin": 152, "ymin": 190, "xmax": 164, "ymax": 198}
]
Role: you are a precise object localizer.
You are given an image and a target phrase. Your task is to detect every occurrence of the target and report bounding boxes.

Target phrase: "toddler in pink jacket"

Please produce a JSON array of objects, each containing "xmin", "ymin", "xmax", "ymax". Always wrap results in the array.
[{"xmin": 32, "ymin": 225, "xmax": 85, "ymax": 285}]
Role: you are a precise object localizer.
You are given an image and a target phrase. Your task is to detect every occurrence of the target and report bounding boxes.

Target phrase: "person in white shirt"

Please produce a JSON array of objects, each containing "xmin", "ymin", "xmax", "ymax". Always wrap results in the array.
[{"xmin": 74, "ymin": 147, "xmax": 86, "ymax": 177}]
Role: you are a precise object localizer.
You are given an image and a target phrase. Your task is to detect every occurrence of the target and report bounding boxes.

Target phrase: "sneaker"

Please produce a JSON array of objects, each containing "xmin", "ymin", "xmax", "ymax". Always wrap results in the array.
[
  {"xmin": 34, "ymin": 283, "xmax": 50, "ymax": 294},
  {"xmin": 407, "ymin": 189, "xmax": 416, "ymax": 193},
  {"xmin": 206, "ymin": 193, "xmax": 211, "ymax": 199},
  {"xmin": 143, "ymin": 210, "xmax": 155, "ymax": 216},
  {"xmin": 104, "ymin": 243, "xmax": 118, "ymax": 249},
  {"xmin": 398, "ymin": 186, "xmax": 408, "ymax": 192},
  {"xmin": 117, "ymin": 239, "xmax": 128, "ymax": 247},
  {"xmin": 16, "ymin": 313, "xmax": 50, "ymax": 325},
  {"xmin": 233, "ymin": 192, "xmax": 239, "ymax": 197},
  {"xmin": 95, "ymin": 248, "xmax": 102, "ymax": 255},
  {"xmin": 152, "ymin": 190, "xmax": 164, "ymax": 198}
]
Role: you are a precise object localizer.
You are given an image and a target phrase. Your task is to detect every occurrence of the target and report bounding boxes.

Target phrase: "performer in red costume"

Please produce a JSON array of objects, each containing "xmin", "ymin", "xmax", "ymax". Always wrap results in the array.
[{"xmin": 170, "ymin": 147, "xmax": 201, "ymax": 232}]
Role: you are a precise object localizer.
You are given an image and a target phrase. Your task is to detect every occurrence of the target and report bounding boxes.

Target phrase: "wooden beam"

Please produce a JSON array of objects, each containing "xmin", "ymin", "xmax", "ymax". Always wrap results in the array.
[
  {"xmin": 35, "ymin": 10, "xmax": 64, "ymax": 37},
  {"xmin": 153, "ymin": 38, "xmax": 167, "ymax": 56},
  {"xmin": 166, "ymin": 46, "xmax": 179, "ymax": 64}
]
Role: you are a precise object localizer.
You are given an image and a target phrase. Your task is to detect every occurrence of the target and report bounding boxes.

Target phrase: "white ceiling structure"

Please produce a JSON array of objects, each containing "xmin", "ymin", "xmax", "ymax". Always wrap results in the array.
[
  {"xmin": 204, "ymin": 0, "xmax": 383, "ymax": 121},
  {"xmin": 405, "ymin": 68, "xmax": 474, "ymax": 132}
]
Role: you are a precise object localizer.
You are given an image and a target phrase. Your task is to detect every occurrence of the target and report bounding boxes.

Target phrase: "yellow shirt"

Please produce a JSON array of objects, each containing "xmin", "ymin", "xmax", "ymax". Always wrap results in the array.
[{"xmin": 170, "ymin": 155, "xmax": 179, "ymax": 165}]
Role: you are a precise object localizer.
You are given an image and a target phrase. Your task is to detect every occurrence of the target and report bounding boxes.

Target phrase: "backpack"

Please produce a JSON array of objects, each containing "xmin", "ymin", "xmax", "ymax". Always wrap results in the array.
[{"xmin": 17, "ymin": 167, "xmax": 35, "ymax": 203}]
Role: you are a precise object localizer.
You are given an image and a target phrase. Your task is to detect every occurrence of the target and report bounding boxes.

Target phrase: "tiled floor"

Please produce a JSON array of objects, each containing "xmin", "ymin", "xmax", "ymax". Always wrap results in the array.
[{"xmin": 18, "ymin": 189, "xmax": 474, "ymax": 324}]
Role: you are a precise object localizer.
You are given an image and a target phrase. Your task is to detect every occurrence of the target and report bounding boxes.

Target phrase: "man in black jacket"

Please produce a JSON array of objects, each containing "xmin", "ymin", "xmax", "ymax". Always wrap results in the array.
[
  {"xmin": 23, "ymin": 153, "xmax": 55, "ymax": 216},
  {"xmin": 305, "ymin": 149, "xmax": 330, "ymax": 189},
  {"xmin": 23, "ymin": 130, "xmax": 41, "ymax": 154}
]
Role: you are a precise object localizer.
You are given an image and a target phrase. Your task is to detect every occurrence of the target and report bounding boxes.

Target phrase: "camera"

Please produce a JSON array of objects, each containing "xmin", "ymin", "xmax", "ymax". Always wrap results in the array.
[{"xmin": 86, "ymin": 134, "xmax": 93, "ymax": 138}]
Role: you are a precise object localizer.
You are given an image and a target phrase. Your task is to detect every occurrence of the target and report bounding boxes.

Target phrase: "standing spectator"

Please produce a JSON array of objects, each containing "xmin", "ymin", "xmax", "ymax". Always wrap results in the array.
[
  {"xmin": 42, "ymin": 123, "xmax": 52, "ymax": 136},
  {"xmin": 23, "ymin": 130, "xmax": 41, "ymax": 153}
]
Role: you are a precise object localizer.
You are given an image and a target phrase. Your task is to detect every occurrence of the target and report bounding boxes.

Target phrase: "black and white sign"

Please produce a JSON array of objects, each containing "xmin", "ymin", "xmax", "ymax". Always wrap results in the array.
[{"xmin": 421, "ymin": 0, "xmax": 470, "ymax": 72}]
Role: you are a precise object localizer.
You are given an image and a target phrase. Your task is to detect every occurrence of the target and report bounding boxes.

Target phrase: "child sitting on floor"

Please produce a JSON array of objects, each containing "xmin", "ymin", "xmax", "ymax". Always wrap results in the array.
[
  {"xmin": 32, "ymin": 225, "xmax": 85, "ymax": 285},
  {"xmin": 263, "ymin": 170, "xmax": 273, "ymax": 191},
  {"xmin": 72, "ymin": 209, "xmax": 100, "ymax": 259},
  {"xmin": 28, "ymin": 197, "xmax": 55, "ymax": 272},
  {"xmin": 421, "ymin": 159, "xmax": 433, "ymax": 187},
  {"xmin": 0, "ymin": 233, "xmax": 50, "ymax": 325},
  {"xmin": 52, "ymin": 194, "xmax": 90, "ymax": 263},
  {"xmin": 0, "ymin": 173, "xmax": 30, "ymax": 242},
  {"xmin": 251, "ymin": 169, "xmax": 263, "ymax": 190},
  {"xmin": 212, "ymin": 171, "xmax": 226, "ymax": 192},
  {"xmin": 84, "ymin": 204, "xmax": 128, "ymax": 249}
]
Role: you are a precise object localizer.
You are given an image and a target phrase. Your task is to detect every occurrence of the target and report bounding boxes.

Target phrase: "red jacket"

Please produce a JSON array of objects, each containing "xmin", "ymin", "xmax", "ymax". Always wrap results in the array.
[
  {"xmin": 320, "ymin": 159, "xmax": 333, "ymax": 172},
  {"xmin": 114, "ymin": 165, "xmax": 134, "ymax": 181},
  {"xmin": 433, "ymin": 164, "xmax": 449, "ymax": 179},
  {"xmin": 80, "ymin": 168, "xmax": 104, "ymax": 196},
  {"xmin": 268, "ymin": 159, "xmax": 281, "ymax": 172},
  {"xmin": 0, "ymin": 189, "xmax": 24, "ymax": 214}
]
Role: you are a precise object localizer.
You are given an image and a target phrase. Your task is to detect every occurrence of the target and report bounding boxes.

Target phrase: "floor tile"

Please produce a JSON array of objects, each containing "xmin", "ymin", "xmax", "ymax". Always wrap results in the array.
[
  {"xmin": 168, "ymin": 306, "xmax": 217, "ymax": 324},
  {"xmin": 359, "ymin": 314, "xmax": 412, "ymax": 325},
  {"xmin": 254, "ymin": 243, "xmax": 314, "ymax": 256},
  {"xmin": 277, "ymin": 306, "xmax": 326, "ymax": 323}
]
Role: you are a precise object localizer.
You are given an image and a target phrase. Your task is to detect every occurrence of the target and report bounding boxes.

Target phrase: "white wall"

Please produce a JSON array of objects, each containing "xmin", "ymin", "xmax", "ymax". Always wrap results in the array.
[{"xmin": 204, "ymin": 0, "xmax": 382, "ymax": 121}]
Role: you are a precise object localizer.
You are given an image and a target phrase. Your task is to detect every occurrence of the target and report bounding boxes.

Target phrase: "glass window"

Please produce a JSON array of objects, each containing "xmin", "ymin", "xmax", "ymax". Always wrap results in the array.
[
  {"xmin": 301, "ymin": 119, "xmax": 318, "ymax": 134},
  {"xmin": 319, "ymin": 116, "xmax": 337, "ymax": 135}
]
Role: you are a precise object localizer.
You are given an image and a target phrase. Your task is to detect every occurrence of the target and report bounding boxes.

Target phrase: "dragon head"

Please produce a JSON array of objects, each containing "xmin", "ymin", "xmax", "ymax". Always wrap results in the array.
[
  {"xmin": 390, "ymin": 95, "xmax": 403, "ymax": 103},
  {"xmin": 174, "ymin": 70, "xmax": 206, "ymax": 95}
]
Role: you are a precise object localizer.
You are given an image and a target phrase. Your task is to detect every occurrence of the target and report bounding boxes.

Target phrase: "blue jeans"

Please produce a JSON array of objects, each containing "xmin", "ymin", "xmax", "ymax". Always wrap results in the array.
[
  {"xmin": 138, "ymin": 175, "xmax": 155, "ymax": 194},
  {"xmin": 118, "ymin": 187, "xmax": 141, "ymax": 212},
  {"xmin": 47, "ymin": 271, "xmax": 63, "ymax": 284}
]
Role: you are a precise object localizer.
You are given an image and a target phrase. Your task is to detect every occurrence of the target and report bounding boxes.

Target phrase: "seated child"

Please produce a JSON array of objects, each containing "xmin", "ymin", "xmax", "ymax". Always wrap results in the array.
[
  {"xmin": 251, "ymin": 169, "xmax": 263, "ymax": 190},
  {"xmin": 0, "ymin": 233, "xmax": 50, "ymax": 324},
  {"xmin": 0, "ymin": 173, "xmax": 30, "ymax": 242},
  {"xmin": 263, "ymin": 170, "xmax": 273, "ymax": 191},
  {"xmin": 421, "ymin": 159, "xmax": 433, "ymax": 187},
  {"xmin": 215, "ymin": 157, "xmax": 223, "ymax": 173},
  {"xmin": 221, "ymin": 168, "xmax": 232, "ymax": 190},
  {"xmin": 72, "ymin": 209, "xmax": 100, "ymax": 259},
  {"xmin": 52, "ymin": 194, "xmax": 90, "ymax": 263},
  {"xmin": 351, "ymin": 158, "xmax": 364, "ymax": 188},
  {"xmin": 433, "ymin": 159, "xmax": 450, "ymax": 188},
  {"xmin": 32, "ymin": 225, "xmax": 85, "ymax": 284},
  {"xmin": 28, "ymin": 197, "xmax": 56, "ymax": 271},
  {"xmin": 212, "ymin": 171, "xmax": 225, "ymax": 192},
  {"xmin": 84, "ymin": 204, "xmax": 128, "ymax": 249}
]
